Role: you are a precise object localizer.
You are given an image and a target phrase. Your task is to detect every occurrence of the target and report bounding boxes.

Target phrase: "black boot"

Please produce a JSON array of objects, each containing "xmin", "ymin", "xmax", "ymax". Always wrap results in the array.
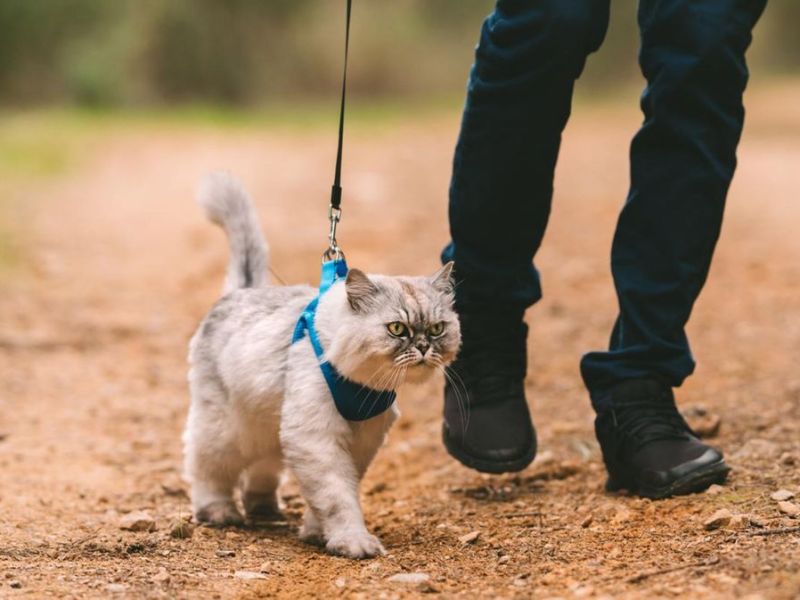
[
  {"xmin": 595, "ymin": 379, "xmax": 730, "ymax": 499},
  {"xmin": 443, "ymin": 311, "xmax": 536, "ymax": 474}
]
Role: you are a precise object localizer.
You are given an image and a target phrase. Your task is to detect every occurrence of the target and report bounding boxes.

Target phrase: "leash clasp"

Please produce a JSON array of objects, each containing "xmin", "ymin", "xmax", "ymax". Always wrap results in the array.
[{"xmin": 323, "ymin": 205, "xmax": 345, "ymax": 262}]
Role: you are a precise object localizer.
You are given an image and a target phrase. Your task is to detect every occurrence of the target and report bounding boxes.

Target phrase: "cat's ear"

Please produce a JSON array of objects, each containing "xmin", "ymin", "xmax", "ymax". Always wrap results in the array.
[
  {"xmin": 429, "ymin": 261, "xmax": 455, "ymax": 295},
  {"xmin": 345, "ymin": 269, "xmax": 379, "ymax": 311}
]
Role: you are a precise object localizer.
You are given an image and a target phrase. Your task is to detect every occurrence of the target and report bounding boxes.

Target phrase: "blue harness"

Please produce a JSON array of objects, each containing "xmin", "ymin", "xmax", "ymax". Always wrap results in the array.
[{"xmin": 291, "ymin": 258, "xmax": 396, "ymax": 421}]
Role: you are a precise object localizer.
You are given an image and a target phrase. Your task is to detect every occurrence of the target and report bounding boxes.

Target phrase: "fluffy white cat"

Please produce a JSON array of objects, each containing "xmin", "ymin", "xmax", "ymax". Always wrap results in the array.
[{"xmin": 183, "ymin": 173, "xmax": 461, "ymax": 558}]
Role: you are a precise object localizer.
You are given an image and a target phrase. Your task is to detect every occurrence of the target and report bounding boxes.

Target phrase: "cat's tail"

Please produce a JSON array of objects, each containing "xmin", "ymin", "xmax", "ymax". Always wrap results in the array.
[{"xmin": 198, "ymin": 172, "xmax": 269, "ymax": 294}]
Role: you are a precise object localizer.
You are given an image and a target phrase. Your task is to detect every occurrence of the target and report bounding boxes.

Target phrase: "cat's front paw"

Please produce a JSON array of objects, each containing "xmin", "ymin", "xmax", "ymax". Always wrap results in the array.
[{"xmin": 325, "ymin": 530, "xmax": 386, "ymax": 559}]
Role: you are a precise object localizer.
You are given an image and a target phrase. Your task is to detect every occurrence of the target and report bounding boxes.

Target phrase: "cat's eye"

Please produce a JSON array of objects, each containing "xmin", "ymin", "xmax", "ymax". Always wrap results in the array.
[
  {"xmin": 387, "ymin": 321, "xmax": 409, "ymax": 337},
  {"xmin": 428, "ymin": 322, "xmax": 445, "ymax": 337}
]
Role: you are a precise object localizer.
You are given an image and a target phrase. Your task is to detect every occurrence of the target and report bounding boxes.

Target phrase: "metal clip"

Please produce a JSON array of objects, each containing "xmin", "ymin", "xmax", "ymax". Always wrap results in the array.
[{"xmin": 323, "ymin": 205, "xmax": 344, "ymax": 262}]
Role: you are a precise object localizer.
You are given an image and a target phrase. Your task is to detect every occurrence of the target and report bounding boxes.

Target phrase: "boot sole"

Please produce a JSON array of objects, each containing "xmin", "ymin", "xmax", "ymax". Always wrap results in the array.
[
  {"xmin": 442, "ymin": 424, "xmax": 536, "ymax": 474},
  {"xmin": 607, "ymin": 458, "xmax": 731, "ymax": 500}
]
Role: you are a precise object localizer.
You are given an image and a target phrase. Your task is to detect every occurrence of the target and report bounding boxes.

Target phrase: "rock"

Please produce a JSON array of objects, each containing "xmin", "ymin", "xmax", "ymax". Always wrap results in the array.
[
  {"xmin": 728, "ymin": 514, "xmax": 750, "ymax": 530},
  {"xmin": 512, "ymin": 576, "xmax": 528, "ymax": 587},
  {"xmin": 387, "ymin": 573, "xmax": 430, "ymax": 584},
  {"xmin": 151, "ymin": 568, "xmax": 170, "ymax": 584},
  {"xmin": 777, "ymin": 501, "xmax": 800, "ymax": 517},
  {"xmin": 749, "ymin": 515, "xmax": 767, "ymax": 528},
  {"xmin": 170, "ymin": 519, "xmax": 195, "ymax": 539},
  {"xmin": 235, "ymin": 571, "xmax": 267, "ymax": 580},
  {"xmin": 119, "ymin": 511, "xmax": 156, "ymax": 532},
  {"xmin": 703, "ymin": 508, "xmax": 733, "ymax": 531},
  {"xmin": 215, "ymin": 550, "xmax": 235, "ymax": 558},
  {"xmin": 334, "ymin": 577, "xmax": 346, "ymax": 588},
  {"xmin": 770, "ymin": 489, "xmax": 796, "ymax": 502},
  {"xmin": 685, "ymin": 407, "xmax": 722, "ymax": 438},
  {"xmin": 779, "ymin": 452, "xmax": 796, "ymax": 466},
  {"xmin": 458, "ymin": 530, "xmax": 480, "ymax": 545},
  {"xmin": 106, "ymin": 584, "xmax": 126, "ymax": 593},
  {"xmin": 581, "ymin": 514, "xmax": 594, "ymax": 528},
  {"xmin": 498, "ymin": 555, "xmax": 510, "ymax": 565},
  {"xmin": 8, "ymin": 581, "xmax": 21, "ymax": 589},
  {"xmin": 706, "ymin": 484, "xmax": 725, "ymax": 496}
]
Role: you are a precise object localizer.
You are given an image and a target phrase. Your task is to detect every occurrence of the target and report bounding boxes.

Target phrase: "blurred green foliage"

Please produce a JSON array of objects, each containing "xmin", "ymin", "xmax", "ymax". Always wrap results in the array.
[{"xmin": 0, "ymin": 0, "xmax": 796, "ymax": 108}]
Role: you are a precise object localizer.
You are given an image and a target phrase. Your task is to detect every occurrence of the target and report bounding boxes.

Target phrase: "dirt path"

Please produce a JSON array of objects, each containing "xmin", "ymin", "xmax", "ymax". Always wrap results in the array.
[{"xmin": 1, "ymin": 82, "xmax": 799, "ymax": 599}]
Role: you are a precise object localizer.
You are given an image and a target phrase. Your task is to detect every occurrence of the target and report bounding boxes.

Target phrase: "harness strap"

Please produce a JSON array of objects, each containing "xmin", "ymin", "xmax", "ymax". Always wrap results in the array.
[{"xmin": 292, "ymin": 258, "xmax": 396, "ymax": 422}]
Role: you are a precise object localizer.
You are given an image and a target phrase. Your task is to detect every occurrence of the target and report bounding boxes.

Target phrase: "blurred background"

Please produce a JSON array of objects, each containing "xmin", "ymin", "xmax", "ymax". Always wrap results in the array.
[
  {"xmin": 1, "ymin": 2, "xmax": 800, "ymax": 598},
  {"xmin": 1, "ymin": 0, "xmax": 798, "ymax": 109}
]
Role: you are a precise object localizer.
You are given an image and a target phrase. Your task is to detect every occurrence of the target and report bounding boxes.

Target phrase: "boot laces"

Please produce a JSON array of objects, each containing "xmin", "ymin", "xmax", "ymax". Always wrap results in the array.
[{"xmin": 610, "ymin": 393, "xmax": 693, "ymax": 452}]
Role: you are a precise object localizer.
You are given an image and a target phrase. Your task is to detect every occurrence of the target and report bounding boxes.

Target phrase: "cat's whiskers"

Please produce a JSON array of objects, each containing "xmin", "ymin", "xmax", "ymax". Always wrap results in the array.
[
  {"xmin": 358, "ymin": 366, "xmax": 400, "ymax": 419},
  {"xmin": 358, "ymin": 361, "xmax": 408, "ymax": 417},
  {"xmin": 430, "ymin": 354, "xmax": 470, "ymax": 435},
  {"xmin": 365, "ymin": 365, "xmax": 406, "ymax": 419},
  {"xmin": 393, "ymin": 350, "xmax": 417, "ymax": 367},
  {"xmin": 354, "ymin": 363, "xmax": 398, "ymax": 416}
]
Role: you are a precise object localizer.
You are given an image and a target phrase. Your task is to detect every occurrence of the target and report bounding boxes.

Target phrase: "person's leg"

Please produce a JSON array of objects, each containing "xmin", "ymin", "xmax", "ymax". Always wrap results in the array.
[
  {"xmin": 581, "ymin": 0, "xmax": 767, "ymax": 497},
  {"xmin": 442, "ymin": 0, "xmax": 610, "ymax": 473}
]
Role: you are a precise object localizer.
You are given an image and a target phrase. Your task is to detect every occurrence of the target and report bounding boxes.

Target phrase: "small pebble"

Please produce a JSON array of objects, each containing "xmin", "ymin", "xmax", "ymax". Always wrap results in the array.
[
  {"xmin": 216, "ymin": 549, "xmax": 236, "ymax": 558},
  {"xmin": 106, "ymin": 584, "xmax": 126, "ymax": 593},
  {"xmin": 704, "ymin": 508, "xmax": 732, "ymax": 531},
  {"xmin": 770, "ymin": 489, "xmax": 796, "ymax": 502},
  {"xmin": 749, "ymin": 515, "xmax": 767, "ymax": 528},
  {"xmin": 234, "ymin": 571, "xmax": 267, "ymax": 580},
  {"xmin": 777, "ymin": 501, "xmax": 800, "ymax": 517},
  {"xmin": 458, "ymin": 530, "xmax": 480, "ymax": 545},
  {"xmin": 728, "ymin": 514, "xmax": 751, "ymax": 530},
  {"xmin": 334, "ymin": 577, "xmax": 346, "ymax": 588},
  {"xmin": 8, "ymin": 581, "xmax": 21, "ymax": 589},
  {"xmin": 119, "ymin": 511, "xmax": 156, "ymax": 532},
  {"xmin": 498, "ymin": 555, "xmax": 510, "ymax": 565},
  {"xmin": 690, "ymin": 412, "xmax": 722, "ymax": 438},
  {"xmin": 387, "ymin": 572, "xmax": 430, "ymax": 584},
  {"xmin": 706, "ymin": 484, "xmax": 725, "ymax": 496},
  {"xmin": 580, "ymin": 514, "xmax": 594, "ymax": 528},
  {"xmin": 170, "ymin": 519, "xmax": 195, "ymax": 539}
]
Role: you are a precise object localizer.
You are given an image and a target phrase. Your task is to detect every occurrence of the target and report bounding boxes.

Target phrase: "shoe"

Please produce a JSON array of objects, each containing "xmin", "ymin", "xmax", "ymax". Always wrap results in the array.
[
  {"xmin": 443, "ymin": 310, "xmax": 536, "ymax": 474},
  {"xmin": 595, "ymin": 379, "xmax": 730, "ymax": 499}
]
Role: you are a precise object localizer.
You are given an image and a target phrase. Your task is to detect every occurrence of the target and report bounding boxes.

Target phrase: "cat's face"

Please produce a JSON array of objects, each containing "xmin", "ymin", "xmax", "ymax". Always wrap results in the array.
[{"xmin": 328, "ymin": 263, "xmax": 461, "ymax": 389}]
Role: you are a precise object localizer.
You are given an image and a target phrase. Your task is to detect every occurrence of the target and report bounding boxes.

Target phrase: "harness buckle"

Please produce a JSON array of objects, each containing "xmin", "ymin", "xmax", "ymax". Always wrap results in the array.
[{"xmin": 323, "ymin": 205, "xmax": 345, "ymax": 262}]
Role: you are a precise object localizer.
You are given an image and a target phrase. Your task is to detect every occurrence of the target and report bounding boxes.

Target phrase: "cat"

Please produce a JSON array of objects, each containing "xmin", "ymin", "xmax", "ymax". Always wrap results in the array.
[{"xmin": 183, "ymin": 172, "xmax": 461, "ymax": 559}]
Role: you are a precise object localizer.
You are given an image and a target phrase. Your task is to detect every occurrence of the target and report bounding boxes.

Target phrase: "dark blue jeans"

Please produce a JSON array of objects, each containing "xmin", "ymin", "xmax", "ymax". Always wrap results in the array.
[{"xmin": 442, "ymin": 0, "xmax": 767, "ymax": 409}]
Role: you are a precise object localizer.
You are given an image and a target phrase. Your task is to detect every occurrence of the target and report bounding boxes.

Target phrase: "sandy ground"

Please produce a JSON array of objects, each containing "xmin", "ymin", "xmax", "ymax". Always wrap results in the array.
[{"xmin": 1, "ymin": 81, "xmax": 799, "ymax": 599}]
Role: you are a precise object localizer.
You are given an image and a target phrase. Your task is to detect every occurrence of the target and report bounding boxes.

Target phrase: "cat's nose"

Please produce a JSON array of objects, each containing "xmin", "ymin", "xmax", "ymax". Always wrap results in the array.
[{"xmin": 415, "ymin": 339, "xmax": 430, "ymax": 354}]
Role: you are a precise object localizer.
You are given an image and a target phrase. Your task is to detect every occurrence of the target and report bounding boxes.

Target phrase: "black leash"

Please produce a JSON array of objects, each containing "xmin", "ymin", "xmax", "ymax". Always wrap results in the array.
[{"xmin": 324, "ymin": 0, "xmax": 352, "ymax": 261}]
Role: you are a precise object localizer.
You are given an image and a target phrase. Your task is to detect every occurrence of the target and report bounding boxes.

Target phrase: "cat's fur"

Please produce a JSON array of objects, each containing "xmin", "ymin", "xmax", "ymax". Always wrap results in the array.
[{"xmin": 183, "ymin": 173, "xmax": 461, "ymax": 558}]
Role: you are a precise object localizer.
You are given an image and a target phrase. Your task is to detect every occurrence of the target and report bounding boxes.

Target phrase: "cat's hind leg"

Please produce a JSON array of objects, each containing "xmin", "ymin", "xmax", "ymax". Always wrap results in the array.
[{"xmin": 183, "ymin": 382, "xmax": 245, "ymax": 527}]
